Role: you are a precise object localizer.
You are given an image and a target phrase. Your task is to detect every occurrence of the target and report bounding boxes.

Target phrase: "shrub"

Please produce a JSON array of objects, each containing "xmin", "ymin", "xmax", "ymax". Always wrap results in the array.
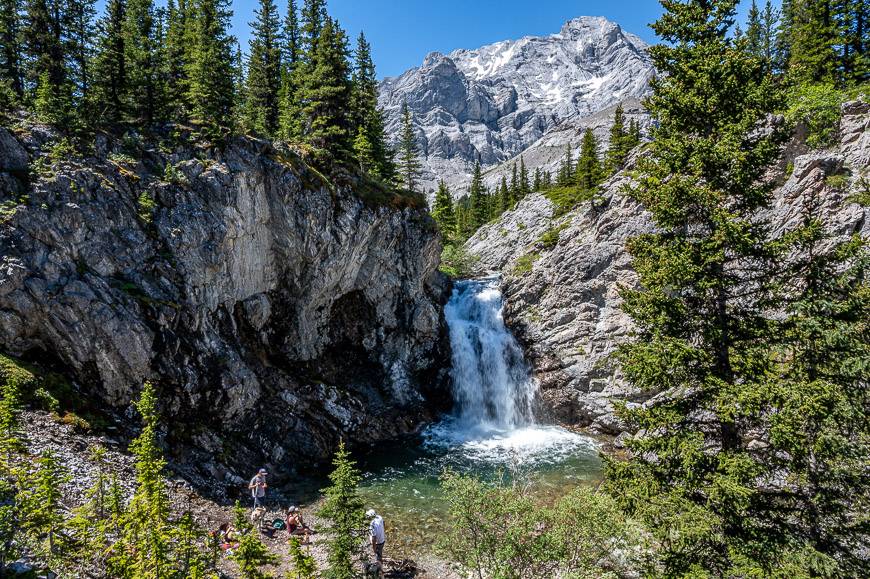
[
  {"xmin": 440, "ymin": 471, "xmax": 647, "ymax": 579},
  {"xmin": 538, "ymin": 222, "xmax": 569, "ymax": 250},
  {"xmin": 786, "ymin": 83, "xmax": 843, "ymax": 149},
  {"xmin": 137, "ymin": 191, "xmax": 157, "ymax": 224},
  {"xmin": 512, "ymin": 252, "xmax": 540, "ymax": 276},
  {"xmin": 440, "ymin": 244, "xmax": 480, "ymax": 279},
  {"xmin": 543, "ymin": 186, "xmax": 595, "ymax": 216}
]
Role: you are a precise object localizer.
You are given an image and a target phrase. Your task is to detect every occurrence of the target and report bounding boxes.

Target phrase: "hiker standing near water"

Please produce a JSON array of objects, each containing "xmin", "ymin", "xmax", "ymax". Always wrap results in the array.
[
  {"xmin": 367, "ymin": 509, "xmax": 386, "ymax": 563},
  {"xmin": 249, "ymin": 468, "xmax": 268, "ymax": 508}
]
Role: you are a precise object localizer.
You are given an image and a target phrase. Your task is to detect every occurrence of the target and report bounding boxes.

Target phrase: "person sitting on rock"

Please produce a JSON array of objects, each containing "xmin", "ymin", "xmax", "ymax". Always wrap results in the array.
[{"xmin": 286, "ymin": 506, "xmax": 313, "ymax": 544}]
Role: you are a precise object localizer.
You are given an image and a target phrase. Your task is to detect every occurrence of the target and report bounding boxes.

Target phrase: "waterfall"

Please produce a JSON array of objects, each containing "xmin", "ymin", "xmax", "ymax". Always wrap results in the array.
[{"xmin": 444, "ymin": 277, "xmax": 537, "ymax": 433}]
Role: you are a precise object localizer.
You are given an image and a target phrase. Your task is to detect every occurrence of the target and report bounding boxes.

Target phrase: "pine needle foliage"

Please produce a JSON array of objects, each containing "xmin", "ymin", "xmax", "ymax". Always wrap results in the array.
[{"xmin": 318, "ymin": 440, "xmax": 365, "ymax": 579}]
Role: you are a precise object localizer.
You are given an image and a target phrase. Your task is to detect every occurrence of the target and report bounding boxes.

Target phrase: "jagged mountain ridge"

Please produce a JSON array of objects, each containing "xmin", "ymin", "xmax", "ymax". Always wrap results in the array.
[{"xmin": 378, "ymin": 16, "xmax": 655, "ymax": 195}]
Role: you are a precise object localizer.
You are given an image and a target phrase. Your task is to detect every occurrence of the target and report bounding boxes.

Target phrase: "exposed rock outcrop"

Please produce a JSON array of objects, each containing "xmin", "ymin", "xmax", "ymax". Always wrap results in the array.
[
  {"xmin": 466, "ymin": 101, "xmax": 870, "ymax": 435},
  {"xmin": 379, "ymin": 17, "xmax": 654, "ymax": 195},
  {"xmin": 0, "ymin": 120, "xmax": 451, "ymax": 480}
]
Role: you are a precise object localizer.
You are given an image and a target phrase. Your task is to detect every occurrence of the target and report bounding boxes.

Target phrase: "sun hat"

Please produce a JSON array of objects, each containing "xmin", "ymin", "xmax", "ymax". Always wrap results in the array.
[
  {"xmin": 365, "ymin": 509, "xmax": 376, "ymax": 518},
  {"xmin": 258, "ymin": 468, "xmax": 268, "ymax": 475}
]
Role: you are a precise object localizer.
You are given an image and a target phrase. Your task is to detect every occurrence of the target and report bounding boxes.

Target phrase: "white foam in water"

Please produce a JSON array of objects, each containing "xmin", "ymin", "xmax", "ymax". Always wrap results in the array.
[{"xmin": 431, "ymin": 277, "xmax": 598, "ymax": 468}]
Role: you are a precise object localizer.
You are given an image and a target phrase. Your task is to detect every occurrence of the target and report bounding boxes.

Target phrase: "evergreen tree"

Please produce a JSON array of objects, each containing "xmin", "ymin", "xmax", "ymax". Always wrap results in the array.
[
  {"xmin": 244, "ymin": 0, "xmax": 281, "ymax": 136},
  {"xmin": 123, "ymin": 0, "xmax": 160, "ymax": 125},
  {"xmin": 0, "ymin": 0, "xmax": 24, "ymax": 100},
  {"xmin": 351, "ymin": 31, "xmax": 394, "ymax": 181},
  {"xmin": 91, "ymin": 0, "xmax": 127, "ymax": 123},
  {"xmin": 604, "ymin": 103, "xmax": 629, "ymax": 174},
  {"xmin": 228, "ymin": 501, "xmax": 277, "ymax": 578},
  {"xmin": 288, "ymin": 536, "xmax": 317, "ymax": 578},
  {"xmin": 574, "ymin": 128, "xmax": 602, "ymax": 190},
  {"xmin": 508, "ymin": 162, "xmax": 519, "ymax": 204},
  {"xmin": 432, "ymin": 180, "xmax": 456, "ymax": 239},
  {"xmin": 397, "ymin": 102, "xmax": 421, "ymax": 192},
  {"xmin": 299, "ymin": 0, "xmax": 326, "ymax": 56},
  {"xmin": 187, "ymin": 0, "xmax": 236, "ymax": 137},
  {"xmin": 787, "ymin": 0, "xmax": 839, "ymax": 83},
  {"xmin": 24, "ymin": 0, "xmax": 71, "ymax": 123},
  {"xmin": 499, "ymin": 175, "xmax": 510, "ymax": 212},
  {"xmin": 277, "ymin": 0, "xmax": 300, "ymax": 139},
  {"xmin": 628, "ymin": 118, "xmax": 641, "ymax": 145},
  {"xmin": 108, "ymin": 382, "xmax": 173, "ymax": 578},
  {"xmin": 298, "ymin": 16, "xmax": 351, "ymax": 161},
  {"xmin": 556, "ymin": 144, "xmax": 573, "ymax": 186},
  {"xmin": 62, "ymin": 0, "xmax": 95, "ymax": 110},
  {"xmin": 162, "ymin": 0, "xmax": 192, "ymax": 119},
  {"xmin": 746, "ymin": 0, "xmax": 764, "ymax": 58},
  {"xmin": 532, "ymin": 167, "xmax": 541, "ymax": 192},
  {"xmin": 605, "ymin": 0, "xmax": 795, "ymax": 574},
  {"xmin": 469, "ymin": 160, "xmax": 487, "ymax": 228},
  {"xmin": 518, "ymin": 157, "xmax": 530, "ymax": 199},
  {"xmin": 318, "ymin": 440, "xmax": 365, "ymax": 579},
  {"xmin": 282, "ymin": 0, "xmax": 300, "ymax": 67},
  {"xmin": 21, "ymin": 451, "xmax": 69, "ymax": 565}
]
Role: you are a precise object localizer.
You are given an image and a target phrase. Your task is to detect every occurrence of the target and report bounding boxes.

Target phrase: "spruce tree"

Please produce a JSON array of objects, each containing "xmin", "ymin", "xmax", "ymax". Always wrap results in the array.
[
  {"xmin": 518, "ymin": 157, "xmax": 530, "ymax": 199},
  {"xmin": 350, "ymin": 31, "xmax": 394, "ymax": 181},
  {"xmin": 91, "ymin": 0, "xmax": 127, "ymax": 124},
  {"xmin": 508, "ymin": 162, "xmax": 519, "ymax": 204},
  {"xmin": 397, "ymin": 102, "xmax": 421, "ymax": 192},
  {"xmin": 432, "ymin": 180, "xmax": 456, "ymax": 239},
  {"xmin": 162, "ymin": 0, "xmax": 193, "ymax": 120},
  {"xmin": 283, "ymin": 0, "xmax": 300, "ymax": 67},
  {"xmin": 228, "ymin": 501, "xmax": 277, "ymax": 579},
  {"xmin": 123, "ymin": 0, "xmax": 160, "ymax": 125},
  {"xmin": 469, "ymin": 160, "xmax": 487, "ymax": 228},
  {"xmin": 532, "ymin": 167, "xmax": 542, "ymax": 192},
  {"xmin": 604, "ymin": 103, "xmax": 629, "ymax": 174},
  {"xmin": 787, "ymin": 0, "xmax": 839, "ymax": 83},
  {"xmin": 574, "ymin": 128, "xmax": 602, "ymax": 191},
  {"xmin": 187, "ymin": 0, "xmax": 236, "ymax": 138},
  {"xmin": 22, "ymin": 451, "xmax": 69, "ymax": 565},
  {"xmin": 277, "ymin": 0, "xmax": 300, "ymax": 140},
  {"xmin": 556, "ymin": 144, "xmax": 573, "ymax": 186},
  {"xmin": 298, "ymin": 16, "xmax": 351, "ymax": 161},
  {"xmin": 604, "ymin": 0, "xmax": 794, "ymax": 574},
  {"xmin": 288, "ymin": 536, "xmax": 317, "ymax": 578},
  {"xmin": 0, "ymin": 0, "xmax": 24, "ymax": 100},
  {"xmin": 318, "ymin": 440, "xmax": 365, "ymax": 579},
  {"xmin": 499, "ymin": 175, "xmax": 510, "ymax": 212},
  {"xmin": 244, "ymin": 0, "xmax": 282, "ymax": 136},
  {"xmin": 63, "ymin": 0, "xmax": 96, "ymax": 110},
  {"xmin": 25, "ymin": 0, "xmax": 71, "ymax": 123},
  {"xmin": 109, "ymin": 382, "xmax": 174, "ymax": 578},
  {"xmin": 299, "ymin": 0, "xmax": 326, "ymax": 56}
]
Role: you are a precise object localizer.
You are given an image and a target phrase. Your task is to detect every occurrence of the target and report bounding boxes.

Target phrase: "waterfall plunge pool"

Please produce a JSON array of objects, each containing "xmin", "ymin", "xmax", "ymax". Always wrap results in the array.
[{"xmin": 353, "ymin": 277, "xmax": 604, "ymax": 555}]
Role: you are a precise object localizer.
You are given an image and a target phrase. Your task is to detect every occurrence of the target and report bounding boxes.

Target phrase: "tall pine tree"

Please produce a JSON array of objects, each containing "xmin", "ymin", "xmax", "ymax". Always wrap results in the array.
[
  {"xmin": 431, "ymin": 180, "xmax": 456, "ymax": 240},
  {"xmin": 0, "ymin": 0, "xmax": 24, "ymax": 101},
  {"xmin": 397, "ymin": 102, "xmax": 421, "ymax": 192},
  {"xmin": 244, "ymin": 0, "xmax": 281, "ymax": 136},
  {"xmin": 574, "ymin": 128, "xmax": 602, "ymax": 190},
  {"xmin": 605, "ymin": 0, "xmax": 794, "ymax": 574},
  {"xmin": 186, "ymin": 0, "xmax": 236, "ymax": 138},
  {"xmin": 351, "ymin": 31, "xmax": 395, "ymax": 181}
]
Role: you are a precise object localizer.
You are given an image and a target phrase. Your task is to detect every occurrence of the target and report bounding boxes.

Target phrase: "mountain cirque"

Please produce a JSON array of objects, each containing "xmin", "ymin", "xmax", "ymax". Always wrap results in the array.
[
  {"xmin": 466, "ymin": 100, "xmax": 870, "ymax": 437},
  {"xmin": 379, "ymin": 17, "xmax": 655, "ymax": 195}
]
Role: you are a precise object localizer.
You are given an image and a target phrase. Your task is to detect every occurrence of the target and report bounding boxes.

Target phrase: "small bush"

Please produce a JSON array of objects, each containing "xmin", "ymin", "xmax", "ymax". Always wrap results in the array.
[
  {"xmin": 512, "ymin": 252, "xmax": 540, "ymax": 276},
  {"xmin": 440, "ymin": 244, "xmax": 480, "ymax": 279},
  {"xmin": 825, "ymin": 173, "xmax": 850, "ymax": 190},
  {"xmin": 538, "ymin": 222, "xmax": 569, "ymax": 250},
  {"xmin": 137, "ymin": 190, "xmax": 157, "ymax": 223},
  {"xmin": 786, "ymin": 83, "xmax": 843, "ymax": 149},
  {"xmin": 163, "ymin": 162, "xmax": 188, "ymax": 185},
  {"xmin": 543, "ymin": 186, "xmax": 595, "ymax": 216},
  {"xmin": 48, "ymin": 138, "xmax": 76, "ymax": 164},
  {"xmin": 59, "ymin": 411, "xmax": 91, "ymax": 432}
]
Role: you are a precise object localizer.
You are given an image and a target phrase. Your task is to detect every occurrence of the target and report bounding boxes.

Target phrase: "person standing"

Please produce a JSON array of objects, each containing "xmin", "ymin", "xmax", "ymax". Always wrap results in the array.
[
  {"xmin": 366, "ymin": 509, "xmax": 386, "ymax": 563},
  {"xmin": 249, "ymin": 468, "xmax": 268, "ymax": 508}
]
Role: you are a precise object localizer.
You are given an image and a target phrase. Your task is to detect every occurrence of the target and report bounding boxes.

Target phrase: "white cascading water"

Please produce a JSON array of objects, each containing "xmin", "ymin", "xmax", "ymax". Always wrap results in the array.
[
  {"xmin": 444, "ymin": 277, "xmax": 536, "ymax": 431},
  {"xmin": 425, "ymin": 276, "xmax": 594, "ymax": 465}
]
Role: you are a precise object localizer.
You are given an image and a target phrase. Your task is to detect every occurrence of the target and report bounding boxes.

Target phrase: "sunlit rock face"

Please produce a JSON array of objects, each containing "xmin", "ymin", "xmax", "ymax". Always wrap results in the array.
[
  {"xmin": 465, "ymin": 102, "xmax": 870, "ymax": 437},
  {"xmin": 0, "ymin": 122, "xmax": 452, "ymax": 478},
  {"xmin": 379, "ymin": 16, "xmax": 655, "ymax": 196}
]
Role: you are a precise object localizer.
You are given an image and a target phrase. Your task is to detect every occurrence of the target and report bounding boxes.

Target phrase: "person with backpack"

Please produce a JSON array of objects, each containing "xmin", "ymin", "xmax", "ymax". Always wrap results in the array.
[{"xmin": 248, "ymin": 468, "xmax": 268, "ymax": 508}]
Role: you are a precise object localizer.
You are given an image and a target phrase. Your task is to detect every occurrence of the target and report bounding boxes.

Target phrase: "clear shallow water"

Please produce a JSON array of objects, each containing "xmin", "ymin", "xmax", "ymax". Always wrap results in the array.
[{"xmin": 353, "ymin": 278, "xmax": 603, "ymax": 555}]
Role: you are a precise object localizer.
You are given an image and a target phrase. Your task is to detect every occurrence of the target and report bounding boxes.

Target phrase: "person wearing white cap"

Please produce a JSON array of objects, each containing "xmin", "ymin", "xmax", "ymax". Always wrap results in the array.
[
  {"xmin": 366, "ymin": 509, "xmax": 386, "ymax": 563},
  {"xmin": 248, "ymin": 468, "xmax": 268, "ymax": 508}
]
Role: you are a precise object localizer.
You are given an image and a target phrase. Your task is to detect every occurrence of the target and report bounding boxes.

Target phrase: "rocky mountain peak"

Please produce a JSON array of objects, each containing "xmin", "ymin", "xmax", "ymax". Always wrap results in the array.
[{"xmin": 379, "ymin": 16, "xmax": 655, "ymax": 196}]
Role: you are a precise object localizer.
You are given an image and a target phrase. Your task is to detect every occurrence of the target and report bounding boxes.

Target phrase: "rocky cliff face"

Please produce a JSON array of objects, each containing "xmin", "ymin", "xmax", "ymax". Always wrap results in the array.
[
  {"xmin": 379, "ymin": 17, "xmax": 654, "ymax": 195},
  {"xmin": 0, "ymin": 120, "xmax": 451, "ymax": 480},
  {"xmin": 466, "ymin": 101, "xmax": 870, "ymax": 435}
]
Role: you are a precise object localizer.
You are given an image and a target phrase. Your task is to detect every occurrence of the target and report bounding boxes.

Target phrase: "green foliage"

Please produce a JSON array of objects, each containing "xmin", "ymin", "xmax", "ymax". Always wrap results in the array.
[
  {"xmin": 20, "ymin": 451, "xmax": 70, "ymax": 566},
  {"xmin": 542, "ymin": 185, "xmax": 594, "ymax": 217},
  {"xmin": 287, "ymin": 536, "xmax": 317, "ymax": 578},
  {"xmin": 786, "ymin": 82, "xmax": 844, "ymax": 148},
  {"xmin": 538, "ymin": 221, "xmax": 569, "ymax": 250},
  {"xmin": 244, "ymin": 0, "xmax": 282, "ymax": 136},
  {"xmin": 0, "ymin": 354, "xmax": 32, "ymax": 464},
  {"xmin": 511, "ymin": 252, "xmax": 539, "ymax": 276},
  {"xmin": 137, "ymin": 190, "xmax": 157, "ymax": 223},
  {"xmin": 439, "ymin": 244, "xmax": 479, "ymax": 279},
  {"xmin": 229, "ymin": 501, "xmax": 278, "ymax": 578},
  {"xmin": 397, "ymin": 102, "xmax": 421, "ymax": 192},
  {"xmin": 440, "ymin": 471, "xmax": 646, "ymax": 579},
  {"xmin": 318, "ymin": 440, "xmax": 365, "ymax": 579},
  {"xmin": 431, "ymin": 180, "xmax": 456, "ymax": 240}
]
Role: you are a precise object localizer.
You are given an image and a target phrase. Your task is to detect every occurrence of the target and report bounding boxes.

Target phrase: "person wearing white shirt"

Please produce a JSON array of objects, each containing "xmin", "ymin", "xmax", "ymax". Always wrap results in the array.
[{"xmin": 366, "ymin": 509, "xmax": 386, "ymax": 563}]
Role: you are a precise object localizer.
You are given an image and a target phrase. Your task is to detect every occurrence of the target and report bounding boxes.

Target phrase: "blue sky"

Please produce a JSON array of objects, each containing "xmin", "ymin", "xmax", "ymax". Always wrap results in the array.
[{"xmin": 93, "ymin": 0, "xmax": 777, "ymax": 79}]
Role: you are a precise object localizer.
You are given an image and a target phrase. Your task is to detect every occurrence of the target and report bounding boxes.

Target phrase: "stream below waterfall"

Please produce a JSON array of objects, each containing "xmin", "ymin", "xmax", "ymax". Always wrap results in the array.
[{"xmin": 353, "ymin": 277, "xmax": 603, "ymax": 554}]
